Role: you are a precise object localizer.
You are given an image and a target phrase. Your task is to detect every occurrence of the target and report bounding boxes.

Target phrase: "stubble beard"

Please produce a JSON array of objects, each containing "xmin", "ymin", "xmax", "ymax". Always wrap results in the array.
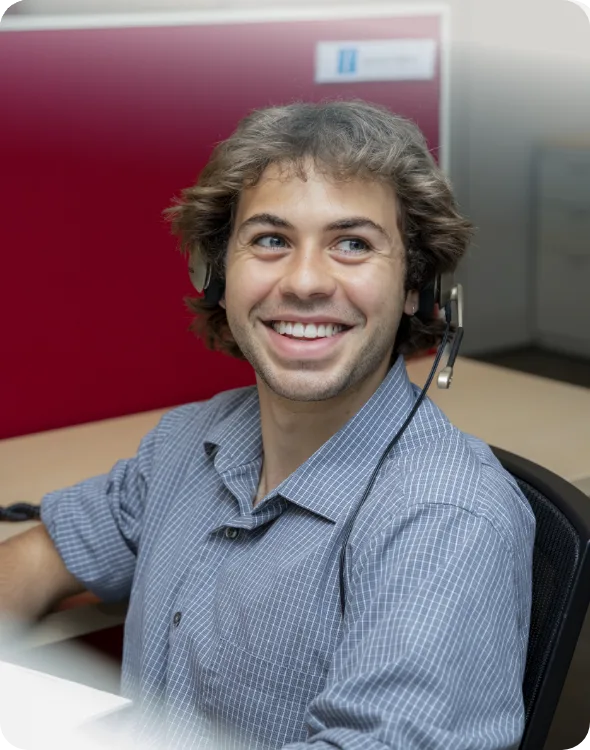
[{"xmin": 230, "ymin": 319, "xmax": 397, "ymax": 403}]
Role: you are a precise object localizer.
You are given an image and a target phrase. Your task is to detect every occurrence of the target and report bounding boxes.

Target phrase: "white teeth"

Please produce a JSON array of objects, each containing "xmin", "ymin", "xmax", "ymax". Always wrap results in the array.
[{"xmin": 271, "ymin": 321, "xmax": 345, "ymax": 339}]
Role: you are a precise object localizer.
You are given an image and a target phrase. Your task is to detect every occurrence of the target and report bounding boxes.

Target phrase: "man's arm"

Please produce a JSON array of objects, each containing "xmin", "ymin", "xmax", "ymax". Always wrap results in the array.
[
  {"xmin": 0, "ymin": 524, "xmax": 85, "ymax": 621},
  {"xmin": 284, "ymin": 499, "xmax": 535, "ymax": 750},
  {"xmin": 3, "ymin": 407, "xmax": 187, "ymax": 617}
]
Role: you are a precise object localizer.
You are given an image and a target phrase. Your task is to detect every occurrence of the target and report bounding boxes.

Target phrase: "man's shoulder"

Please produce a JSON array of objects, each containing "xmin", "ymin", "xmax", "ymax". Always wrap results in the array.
[
  {"xmin": 399, "ymin": 424, "xmax": 534, "ymax": 544},
  {"xmin": 392, "ymin": 424, "xmax": 535, "ymax": 550}
]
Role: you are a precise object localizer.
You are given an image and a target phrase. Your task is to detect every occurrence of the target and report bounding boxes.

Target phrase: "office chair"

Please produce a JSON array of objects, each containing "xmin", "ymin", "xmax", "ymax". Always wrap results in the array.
[{"xmin": 491, "ymin": 447, "xmax": 590, "ymax": 750}]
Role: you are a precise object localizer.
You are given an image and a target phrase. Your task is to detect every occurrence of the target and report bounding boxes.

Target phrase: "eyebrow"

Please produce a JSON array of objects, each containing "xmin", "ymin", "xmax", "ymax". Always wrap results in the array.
[{"xmin": 236, "ymin": 213, "xmax": 393, "ymax": 243}]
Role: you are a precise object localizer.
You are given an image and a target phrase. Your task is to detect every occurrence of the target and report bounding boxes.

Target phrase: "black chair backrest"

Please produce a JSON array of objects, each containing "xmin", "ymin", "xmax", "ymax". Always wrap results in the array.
[{"xmin": 491, "ymin": 447, "xmax": 590, "ymax": 750}]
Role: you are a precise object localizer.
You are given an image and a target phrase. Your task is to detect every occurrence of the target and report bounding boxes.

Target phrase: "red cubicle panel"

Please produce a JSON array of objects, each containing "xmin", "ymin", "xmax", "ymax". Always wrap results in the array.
[{"xmin": 0, "ymin": 12, "xmax": 443, "ymax": 439}]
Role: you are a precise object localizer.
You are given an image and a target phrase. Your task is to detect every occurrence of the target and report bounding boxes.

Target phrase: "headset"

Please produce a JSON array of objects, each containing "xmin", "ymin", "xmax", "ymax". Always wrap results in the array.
[
  {"xmin": 188, "ymin": 248, "xmax": 464, "ymax": 389},
  {"xmin": 189, "ymin": 247, "xmax": 465, "ymax": 617}
]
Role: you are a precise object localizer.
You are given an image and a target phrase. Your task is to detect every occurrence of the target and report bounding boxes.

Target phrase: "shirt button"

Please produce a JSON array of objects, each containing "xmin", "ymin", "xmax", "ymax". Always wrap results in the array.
[
  {"xmin": 173, "ymin": 611, "xmax": 182, "ymax": 627},
  {"xmin": 224, "ymin": 527, "xmax": 240, "ymax": 540}
]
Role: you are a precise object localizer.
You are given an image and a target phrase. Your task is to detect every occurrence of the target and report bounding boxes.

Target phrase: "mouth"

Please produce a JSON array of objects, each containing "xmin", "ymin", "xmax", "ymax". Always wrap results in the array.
[
  {"xmin": 264, "ymin": 320, "xmax": 352, "ymax": 340},
  {"xmin": 264, "ymin": 321, "xmax": 354, "ymax": 359}
]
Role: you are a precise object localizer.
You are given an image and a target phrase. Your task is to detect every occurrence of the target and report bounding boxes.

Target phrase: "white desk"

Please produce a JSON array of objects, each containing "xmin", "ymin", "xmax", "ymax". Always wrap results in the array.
[
  {"xmin": 0, "ymin": 659, "xmax": 130, "ymax": 749},
  {"xmin": 1, "ymin": 357, "xmax": 589, "ymax": 642}
]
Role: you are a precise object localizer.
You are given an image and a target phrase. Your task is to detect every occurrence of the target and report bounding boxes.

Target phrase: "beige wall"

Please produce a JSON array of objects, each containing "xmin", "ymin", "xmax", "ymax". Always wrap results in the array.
[{"xmin": 453, "ymin": 0, "xmax": 590, "ymax": 354}]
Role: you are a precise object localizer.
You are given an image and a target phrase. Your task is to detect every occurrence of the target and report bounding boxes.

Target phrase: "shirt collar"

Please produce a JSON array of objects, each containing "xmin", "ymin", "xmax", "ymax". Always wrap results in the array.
[{"xmin": 203, "ymin": 356, "xmax": 417, "ymax": 523}]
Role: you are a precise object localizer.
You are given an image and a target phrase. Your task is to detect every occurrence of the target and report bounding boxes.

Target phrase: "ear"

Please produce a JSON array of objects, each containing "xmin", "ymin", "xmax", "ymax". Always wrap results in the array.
[
  {"xmin": 404, "ymin": 289, "xmax": 419, "ymax": 316},
  {"xmin": 219, "ymin": 294, "xmax": 226, "ymax": 310}
]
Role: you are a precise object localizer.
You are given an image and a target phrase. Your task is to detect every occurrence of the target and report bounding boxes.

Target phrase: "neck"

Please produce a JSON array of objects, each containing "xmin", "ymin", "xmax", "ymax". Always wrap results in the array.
[{"xmin": 255, "ymin": 360, "xmax": 392, "ymax": 503}]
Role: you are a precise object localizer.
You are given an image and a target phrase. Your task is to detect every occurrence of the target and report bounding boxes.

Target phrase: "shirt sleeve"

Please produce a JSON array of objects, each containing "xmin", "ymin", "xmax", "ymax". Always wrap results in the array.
[
  {"xmin": 284, "ymin": 502, "xmax": 531, "ymax": 750},
  {"xmin": 40, "ymin": 410, "xmax": 178, "ymax": 603}
]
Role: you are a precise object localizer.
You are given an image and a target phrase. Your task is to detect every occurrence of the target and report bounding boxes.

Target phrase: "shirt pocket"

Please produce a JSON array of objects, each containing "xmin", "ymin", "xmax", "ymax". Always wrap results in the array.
[
  {"xmin": 213, "ymin": 523, "xmax": 341, "ymax": 676},
  {"xmin": 206, "ymin": 636, "xmax": 327, "ymax": 748}
]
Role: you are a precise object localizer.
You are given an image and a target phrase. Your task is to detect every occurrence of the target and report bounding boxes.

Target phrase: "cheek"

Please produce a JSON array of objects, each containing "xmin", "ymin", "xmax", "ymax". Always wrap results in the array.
[
  {"xmin": 344, "ymin": 268, "xmax": 403, "ymax": 321},
  {"xmin": 224, "ymin": 260, "xmax": 272, "ymax": 319}
]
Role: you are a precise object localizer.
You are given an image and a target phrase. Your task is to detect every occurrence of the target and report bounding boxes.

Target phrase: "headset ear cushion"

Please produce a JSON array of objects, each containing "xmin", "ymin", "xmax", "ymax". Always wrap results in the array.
[
  {"xmin": 204, "ymin": 275, "xmax": 225, "ymax": 305},
  {"xmin": 417, "ymin": 282, "xmax": 435, "ymax": 321},
  {"xmin": 416, "ymin": 275, "xmax": 443, "ymax": 321}
]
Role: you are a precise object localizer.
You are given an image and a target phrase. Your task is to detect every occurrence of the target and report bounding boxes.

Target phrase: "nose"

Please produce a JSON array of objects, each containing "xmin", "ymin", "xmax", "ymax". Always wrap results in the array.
[{"xmin": 277, "ymin": 245, "xmax": 337, "ymax": 300}]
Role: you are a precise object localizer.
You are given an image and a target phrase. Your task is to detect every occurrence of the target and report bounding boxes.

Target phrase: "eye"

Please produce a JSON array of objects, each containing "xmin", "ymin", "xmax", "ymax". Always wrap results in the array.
[
  {"xmin": 335, "ymin": 238, "xmax": 371, "ymax": 255},
  {"xmin": 252, "ymin": 234, "xmax": 288, "ymax": 250}
]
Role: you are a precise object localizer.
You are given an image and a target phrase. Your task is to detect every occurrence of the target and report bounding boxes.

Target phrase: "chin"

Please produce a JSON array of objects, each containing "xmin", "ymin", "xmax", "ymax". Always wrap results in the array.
[
  {"xmin": 235, "ymin": 329, "xmax": 395, "ymax": 403},
  {"xmin": 258, "ymin": 366, "xmax": 358, "ymax": 403}
]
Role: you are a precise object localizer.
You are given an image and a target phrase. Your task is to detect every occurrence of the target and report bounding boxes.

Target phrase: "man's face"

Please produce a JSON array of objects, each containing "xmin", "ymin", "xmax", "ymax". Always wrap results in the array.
[{"xmin": 222, "ymin": 161, "xmax": 417, "ymax": 402}]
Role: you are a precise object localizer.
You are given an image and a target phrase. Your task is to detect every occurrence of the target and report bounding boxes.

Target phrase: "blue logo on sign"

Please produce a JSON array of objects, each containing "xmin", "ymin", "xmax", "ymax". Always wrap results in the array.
[{"xmin": 337, "ymin": 48, "xmax": 358, "ymax": 74}]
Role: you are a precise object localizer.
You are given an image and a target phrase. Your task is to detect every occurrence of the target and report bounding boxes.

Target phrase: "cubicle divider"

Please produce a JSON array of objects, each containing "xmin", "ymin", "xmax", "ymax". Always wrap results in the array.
[{"xmin": 1, "ymin": 5, "xmax": 448, "ymax": 439}]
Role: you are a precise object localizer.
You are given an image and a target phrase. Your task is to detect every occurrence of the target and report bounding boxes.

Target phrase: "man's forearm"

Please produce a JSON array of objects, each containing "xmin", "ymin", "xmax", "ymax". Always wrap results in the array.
[{"xmin": 0, "ymin": 524, "xmax": 85, "ymax": 621}]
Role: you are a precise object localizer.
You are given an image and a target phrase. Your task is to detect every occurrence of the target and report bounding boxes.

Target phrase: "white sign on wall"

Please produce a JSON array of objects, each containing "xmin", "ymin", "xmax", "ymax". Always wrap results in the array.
[{"xmin": 315, "ymin": 38, "xmax": 437, "ymax": 83}]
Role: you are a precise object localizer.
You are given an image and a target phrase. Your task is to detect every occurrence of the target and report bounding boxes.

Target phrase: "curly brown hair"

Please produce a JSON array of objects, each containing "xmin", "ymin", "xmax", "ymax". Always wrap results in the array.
[{"xmin": 164, "ymin": 99, "xmax": 474, "ymax": 359}]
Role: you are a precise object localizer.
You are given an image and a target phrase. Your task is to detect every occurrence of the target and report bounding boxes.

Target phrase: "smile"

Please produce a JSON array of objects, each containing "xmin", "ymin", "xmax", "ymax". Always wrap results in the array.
[
  {"xmin": 270, "ymin": 321, "xmax": 348, "ymax": 339},
  {"xmin": 264, "ymin": 321, "xmax": 351, "ymax": 359}
]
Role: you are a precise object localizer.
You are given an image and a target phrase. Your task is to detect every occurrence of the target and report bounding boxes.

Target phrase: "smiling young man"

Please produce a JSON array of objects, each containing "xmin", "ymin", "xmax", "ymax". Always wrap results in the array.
[
  {"xmin": 220, "ymin": 159, "xmax": 418, "ymax": 503},
  {"xmin": 0, "ymin": 101, "xmax": 535, "ymax": 750}
]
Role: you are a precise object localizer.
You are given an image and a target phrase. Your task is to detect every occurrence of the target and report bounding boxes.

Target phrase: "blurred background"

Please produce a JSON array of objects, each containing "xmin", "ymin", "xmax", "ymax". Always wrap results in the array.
[{"xmin": 2, "ymin": 0, "xmax": 589, "ymax": 441}]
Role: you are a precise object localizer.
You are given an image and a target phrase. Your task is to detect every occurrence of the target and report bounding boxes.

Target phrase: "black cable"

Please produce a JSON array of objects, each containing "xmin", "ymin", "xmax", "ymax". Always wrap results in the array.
[
  {"xmin": 338, "ymin": 305, "xmax": 453, "ymax": 617},
  {"xmin": 0, "ymin": 503, "xmax": 41, "ymax": 522}
]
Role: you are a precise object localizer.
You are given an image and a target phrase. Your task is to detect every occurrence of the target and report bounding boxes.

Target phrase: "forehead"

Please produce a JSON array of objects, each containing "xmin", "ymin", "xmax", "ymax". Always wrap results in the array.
[{"xmin": 234, "ymin": 161, "xmax": 400, "ymax": 227}]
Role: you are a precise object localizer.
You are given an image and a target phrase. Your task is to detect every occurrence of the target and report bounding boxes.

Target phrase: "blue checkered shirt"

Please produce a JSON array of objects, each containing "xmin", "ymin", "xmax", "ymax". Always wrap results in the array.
[{"xmin": 41, "ymin": 356, "xmax": 535, "ymax": 750}]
